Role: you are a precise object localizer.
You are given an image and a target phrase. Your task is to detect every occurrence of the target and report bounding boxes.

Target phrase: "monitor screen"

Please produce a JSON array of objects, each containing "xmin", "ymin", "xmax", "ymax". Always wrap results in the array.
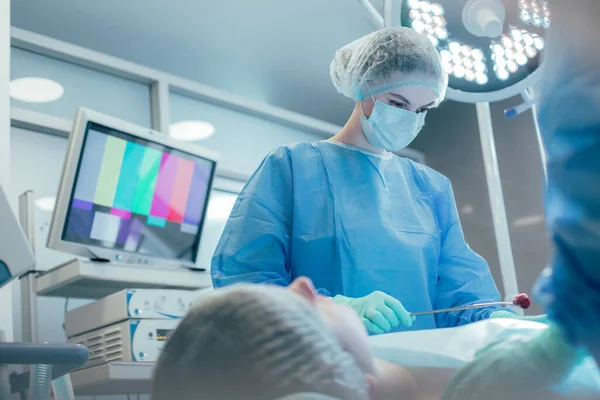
[{"xmin": 62, "ymin": 122, "xmax": 215, "ymax": 263}]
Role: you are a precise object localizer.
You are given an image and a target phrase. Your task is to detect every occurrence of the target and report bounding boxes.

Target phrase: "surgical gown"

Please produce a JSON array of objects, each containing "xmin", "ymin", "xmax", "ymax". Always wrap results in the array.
[
  {"xmin": 534, "ymin": 0, "xmax": 600, "ymax": 362},
  {"xmin": 211, "ymin": 141, "xmax": 504, "ymax": 332}
]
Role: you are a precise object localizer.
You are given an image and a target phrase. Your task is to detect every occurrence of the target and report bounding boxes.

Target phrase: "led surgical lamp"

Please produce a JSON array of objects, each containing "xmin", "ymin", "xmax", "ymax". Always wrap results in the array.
[{"xmin": 356, "ymin": 0, "xmax": 550, "ymax": 303}]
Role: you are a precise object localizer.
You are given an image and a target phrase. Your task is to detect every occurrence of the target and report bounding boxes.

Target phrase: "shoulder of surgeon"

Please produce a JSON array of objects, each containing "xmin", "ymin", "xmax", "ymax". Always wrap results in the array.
[
  {"xmin": 244, "ymin": 142, "xmax": 318, "ymax": 189},
  {"xmin": 252, "ymin": 142, "xmax": 319, "ymax": 174},
  {"xmin": 400, "ymin": 156, "xmax": 453, "ymax": 196}
]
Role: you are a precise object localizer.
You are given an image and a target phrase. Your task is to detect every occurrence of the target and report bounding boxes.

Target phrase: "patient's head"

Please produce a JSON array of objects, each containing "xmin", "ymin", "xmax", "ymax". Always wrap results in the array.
[{"xmin": 151, "ymin": 278, "xmax": 371, "ymax": 400}]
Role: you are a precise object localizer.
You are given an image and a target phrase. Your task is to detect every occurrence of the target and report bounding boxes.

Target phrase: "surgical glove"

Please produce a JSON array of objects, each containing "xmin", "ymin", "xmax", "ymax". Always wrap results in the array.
[
  {"xmin": 490, "ymin": 310, "xmax": 549, "ymax": 324},
  {"xmin": 442, "ymin": 324, "xmax": 579, "ymax": 400},
  {"xmin": 333, "ymin": 291, "xmax": 415, "ymax": 335}
]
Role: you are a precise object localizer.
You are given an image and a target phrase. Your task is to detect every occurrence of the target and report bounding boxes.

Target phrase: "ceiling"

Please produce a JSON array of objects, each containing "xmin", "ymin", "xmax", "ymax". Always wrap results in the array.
[{"xmin": 11, "ymin": 0, "xmax": 388, "ymax": 126}]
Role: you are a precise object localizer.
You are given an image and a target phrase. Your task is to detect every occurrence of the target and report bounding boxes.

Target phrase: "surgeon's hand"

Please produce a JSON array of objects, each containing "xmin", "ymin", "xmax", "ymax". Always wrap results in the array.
[
  {"xmin": 333, "ymin": 291, "xmax": 415, "ymax": 335},
  {"xmin": 490, "ymin": 310, "xmax": 550, "ymax": 324},
  {"xmin": 442, "ymin": 324, "xmax": 579, "ymax": 400}
]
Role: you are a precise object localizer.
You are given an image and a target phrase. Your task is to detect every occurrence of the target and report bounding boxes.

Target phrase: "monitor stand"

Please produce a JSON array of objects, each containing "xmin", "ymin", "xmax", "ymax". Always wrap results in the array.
[{"xmin": 36, "ymin": 258, "xmax": 212, "ymax": 299}]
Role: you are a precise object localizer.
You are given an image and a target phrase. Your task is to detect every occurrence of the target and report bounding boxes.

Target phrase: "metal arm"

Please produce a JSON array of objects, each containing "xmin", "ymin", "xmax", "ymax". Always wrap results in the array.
[
  {"xmin": 384, "ymin": 0, "xmax": 394, "ymax": 28},
  {"xmin": 357, "ymin": 0, "xmax": 402, "ymax": 29},
  {"xmin": 524, "ymin": 88, "xmax": 548, "ymax": 184},
  {"xmin": 476, "ymin": 102, "xmax": 519, "ymax": 299},
  {"xmin": 18, "ymin": 191, "xmax": 38, "ymax": 344},
  {"xmin": 357, "ymin": 0, "xmax": 384, "ymax": 29}
]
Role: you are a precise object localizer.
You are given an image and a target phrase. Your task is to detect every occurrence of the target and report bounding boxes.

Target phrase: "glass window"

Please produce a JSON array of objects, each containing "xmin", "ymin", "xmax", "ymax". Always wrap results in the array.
[
  {"xmin": 196, "ymin": 189, "xmax": 239, "ymax": 272},
  {"xmin": 10, "ymin": 47, "xmax": 153, "ymax": 127}
]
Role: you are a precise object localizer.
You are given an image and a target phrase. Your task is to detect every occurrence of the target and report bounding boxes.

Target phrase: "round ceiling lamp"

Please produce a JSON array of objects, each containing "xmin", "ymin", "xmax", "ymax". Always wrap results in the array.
[
  {"xmin": 169, "ymin": 120, "xmax": 215, "ymax": 142},
  {"xmin": 9, "ymin": 77, "xmax": 64, "ymax": 103}
]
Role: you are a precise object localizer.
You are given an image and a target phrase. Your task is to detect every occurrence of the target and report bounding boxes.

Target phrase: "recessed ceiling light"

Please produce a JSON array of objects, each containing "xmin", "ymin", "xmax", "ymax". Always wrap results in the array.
[
  {"xmin": 9, "ymin": 77, "xmax": 64, "ymax": 103},
  {"xmin": 34, "ymin": 196, "xmax": 56, "ymax": 212},
  {"xmin": 169, "ymin": 120, "xmax": 215, "ymax": 141}
]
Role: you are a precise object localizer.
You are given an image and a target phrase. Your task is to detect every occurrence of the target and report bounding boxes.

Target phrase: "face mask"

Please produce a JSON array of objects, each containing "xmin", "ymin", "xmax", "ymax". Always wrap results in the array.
[{"xmin": 360, "ymin": 100, "xmax": 427, "ymax": 152}]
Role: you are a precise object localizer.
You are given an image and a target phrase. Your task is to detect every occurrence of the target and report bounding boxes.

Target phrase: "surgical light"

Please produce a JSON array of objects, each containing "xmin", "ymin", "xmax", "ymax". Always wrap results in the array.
[
  {"xmin": 515, "ymin": 53, "xmax": 528, "ymax": 66},
  {"xmin": 525, "ymin": 45, "xmax": 537, "ymax": 58},
  {"xmin": 453, "ymin": 65, "xmax": 466, "ymax": 78},
  {"xmin": 412, "ymin": 19, "xmax": 426, "ymax": 33},
  {"xmin": 474, "ymin": 60, "xmax": 486, "ymax": 72},
  {"xmin": 408, "ymin": 3, "xmax": 448, "ymax": 42},
  {"xmin": 513, "ymin": 41, "xmax": 524, "ymax": 53},
  {"xmin": 441, "ymin": 38, "xmax": 489, "ymax": 86},
  {"xmin": 471, "ymin": 48, "xmax": 484, "ymax": 61},
  {"xmin": 518, "ymin": 0, "xmax": 550, "ymax": 27},
  {"xmin": 407, "ymin": 0, "xmax": 421, "ymax": 9},
  {"xmin": 9, "ymin": 77, "xmax": 64, "ymax": 103},
  {"xmin": 430, "ymin": 3, "xmax": 444, "ymax": 15},
  {"xmin": 511, "ymin": 28, "xmax": 522, "ymax": 41},
  {"xmin": 542, "ymin": 17, "xmax": 550, "ymax": 29},
  {"xmin": 169, "ymin": 120, "xmax": 215, "ymax": 141},
  {"xmin": 435, "ymin": 26, "xmax": 449, "ymax": 40},
  {"xmin": 402, "ymin": 0, "xmax": 549, "ymax": 102},
  {"xmin": 449, "ymin": 41, "xmax": 461, "ymax": 53},
  {"xmin": 475, "ymin": 72, "xmax": 488, "ymax": 85},
  {"xmin": 491, "ymin": 27, "xmax": 544, "ymax": 81},
  {"xmin": 440, "ymin": 49, "xmax": 452, "ymax": 62},
  {"xmin": 497, "ymin": 68, "xmax": 509, "ymax": 80}
]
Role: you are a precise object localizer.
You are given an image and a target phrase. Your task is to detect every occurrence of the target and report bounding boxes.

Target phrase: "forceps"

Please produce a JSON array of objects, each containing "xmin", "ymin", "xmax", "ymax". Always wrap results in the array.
[{"xmin": 410, "ymin": 302, "xmax": 520, "ymax": 317}]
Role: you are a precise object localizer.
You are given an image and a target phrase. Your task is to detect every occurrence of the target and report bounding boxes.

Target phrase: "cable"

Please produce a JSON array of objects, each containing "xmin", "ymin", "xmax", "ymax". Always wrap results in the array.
[
  {"xmin": 530, "ymin": 102, "xmax": 548, "ymax": 185},
  {"xmin": 62, "ymin": 298, "xmax": 70, "ymax": 334}
]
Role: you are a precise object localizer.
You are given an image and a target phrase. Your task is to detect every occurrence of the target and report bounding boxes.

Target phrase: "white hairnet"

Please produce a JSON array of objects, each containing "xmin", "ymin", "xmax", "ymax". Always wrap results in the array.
[
  {"xmin": 331, "ymin": 27, "xmax": 448, "ymax": 103},
  {"xmin": 151, "ymin": 284, "xmax": 369, "ymax": 400}
]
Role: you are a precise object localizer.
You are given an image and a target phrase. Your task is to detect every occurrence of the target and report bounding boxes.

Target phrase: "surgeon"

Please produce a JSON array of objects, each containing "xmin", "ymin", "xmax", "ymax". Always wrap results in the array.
[
  {"xmin": 443, "ymin": 1, "xmax": 600, "ymax": 399},
  {"xmin": 212, "ymin": 27, "xmax": 512, "ymax": 335}
]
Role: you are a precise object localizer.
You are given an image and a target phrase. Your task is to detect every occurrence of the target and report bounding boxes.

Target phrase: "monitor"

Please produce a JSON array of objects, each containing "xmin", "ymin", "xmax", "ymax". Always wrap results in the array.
[
  {"xmin": 0, "ymin": 184, "xmax": 36, "ymax": 288},
  {"xmin": 47, "ymin": 108, "xmax": 218, "ymax": 269}
]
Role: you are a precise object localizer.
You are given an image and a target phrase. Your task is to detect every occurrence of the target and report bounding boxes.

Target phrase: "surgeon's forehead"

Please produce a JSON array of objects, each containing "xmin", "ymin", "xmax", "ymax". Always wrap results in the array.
[{"xmin": 386, "ymin": 86, "xmax": 437, "ymax": 106}]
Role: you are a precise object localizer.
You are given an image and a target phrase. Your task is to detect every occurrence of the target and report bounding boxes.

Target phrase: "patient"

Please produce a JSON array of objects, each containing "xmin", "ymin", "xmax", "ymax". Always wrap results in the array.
[{"xmin": 151, "ymin": 277, "xmax": 443, "ymax": 400}]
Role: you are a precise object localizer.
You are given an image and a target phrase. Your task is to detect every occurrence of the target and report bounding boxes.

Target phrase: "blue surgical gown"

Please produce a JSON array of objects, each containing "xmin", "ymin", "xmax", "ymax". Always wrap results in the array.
[
  {"xmin": 211, "ymin": 141, "xmax": 504, "ymax": 332},
  {"xmin": 534, "ymin": 0, "xmax": 600, "ymax": 362}
]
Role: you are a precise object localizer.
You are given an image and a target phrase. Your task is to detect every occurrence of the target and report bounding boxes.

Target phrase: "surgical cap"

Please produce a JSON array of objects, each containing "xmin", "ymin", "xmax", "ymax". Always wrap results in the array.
[
  {"xmin": 151, "ymin": 284, "xmax": 369, "ymax": 400},
  {"xmin": 331, "ymin": 27, "xmax": 448, "ymax": 103}
]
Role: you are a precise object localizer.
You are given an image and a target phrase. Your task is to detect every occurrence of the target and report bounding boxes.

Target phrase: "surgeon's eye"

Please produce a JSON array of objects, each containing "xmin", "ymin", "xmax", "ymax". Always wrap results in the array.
[{"xmin": 390, "ymin": 100, "xmax": 408, "ymax": 109}]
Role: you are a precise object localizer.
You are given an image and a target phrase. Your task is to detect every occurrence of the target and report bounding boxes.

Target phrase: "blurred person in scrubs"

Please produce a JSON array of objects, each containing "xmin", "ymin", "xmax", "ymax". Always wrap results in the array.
[
  {"xmin": 443, "ymin": 1, "xmax": 600, "ymax": 399},
  {"xmin": 212, "ymin": 27, "xmax": 515, "ymax": 335}
]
